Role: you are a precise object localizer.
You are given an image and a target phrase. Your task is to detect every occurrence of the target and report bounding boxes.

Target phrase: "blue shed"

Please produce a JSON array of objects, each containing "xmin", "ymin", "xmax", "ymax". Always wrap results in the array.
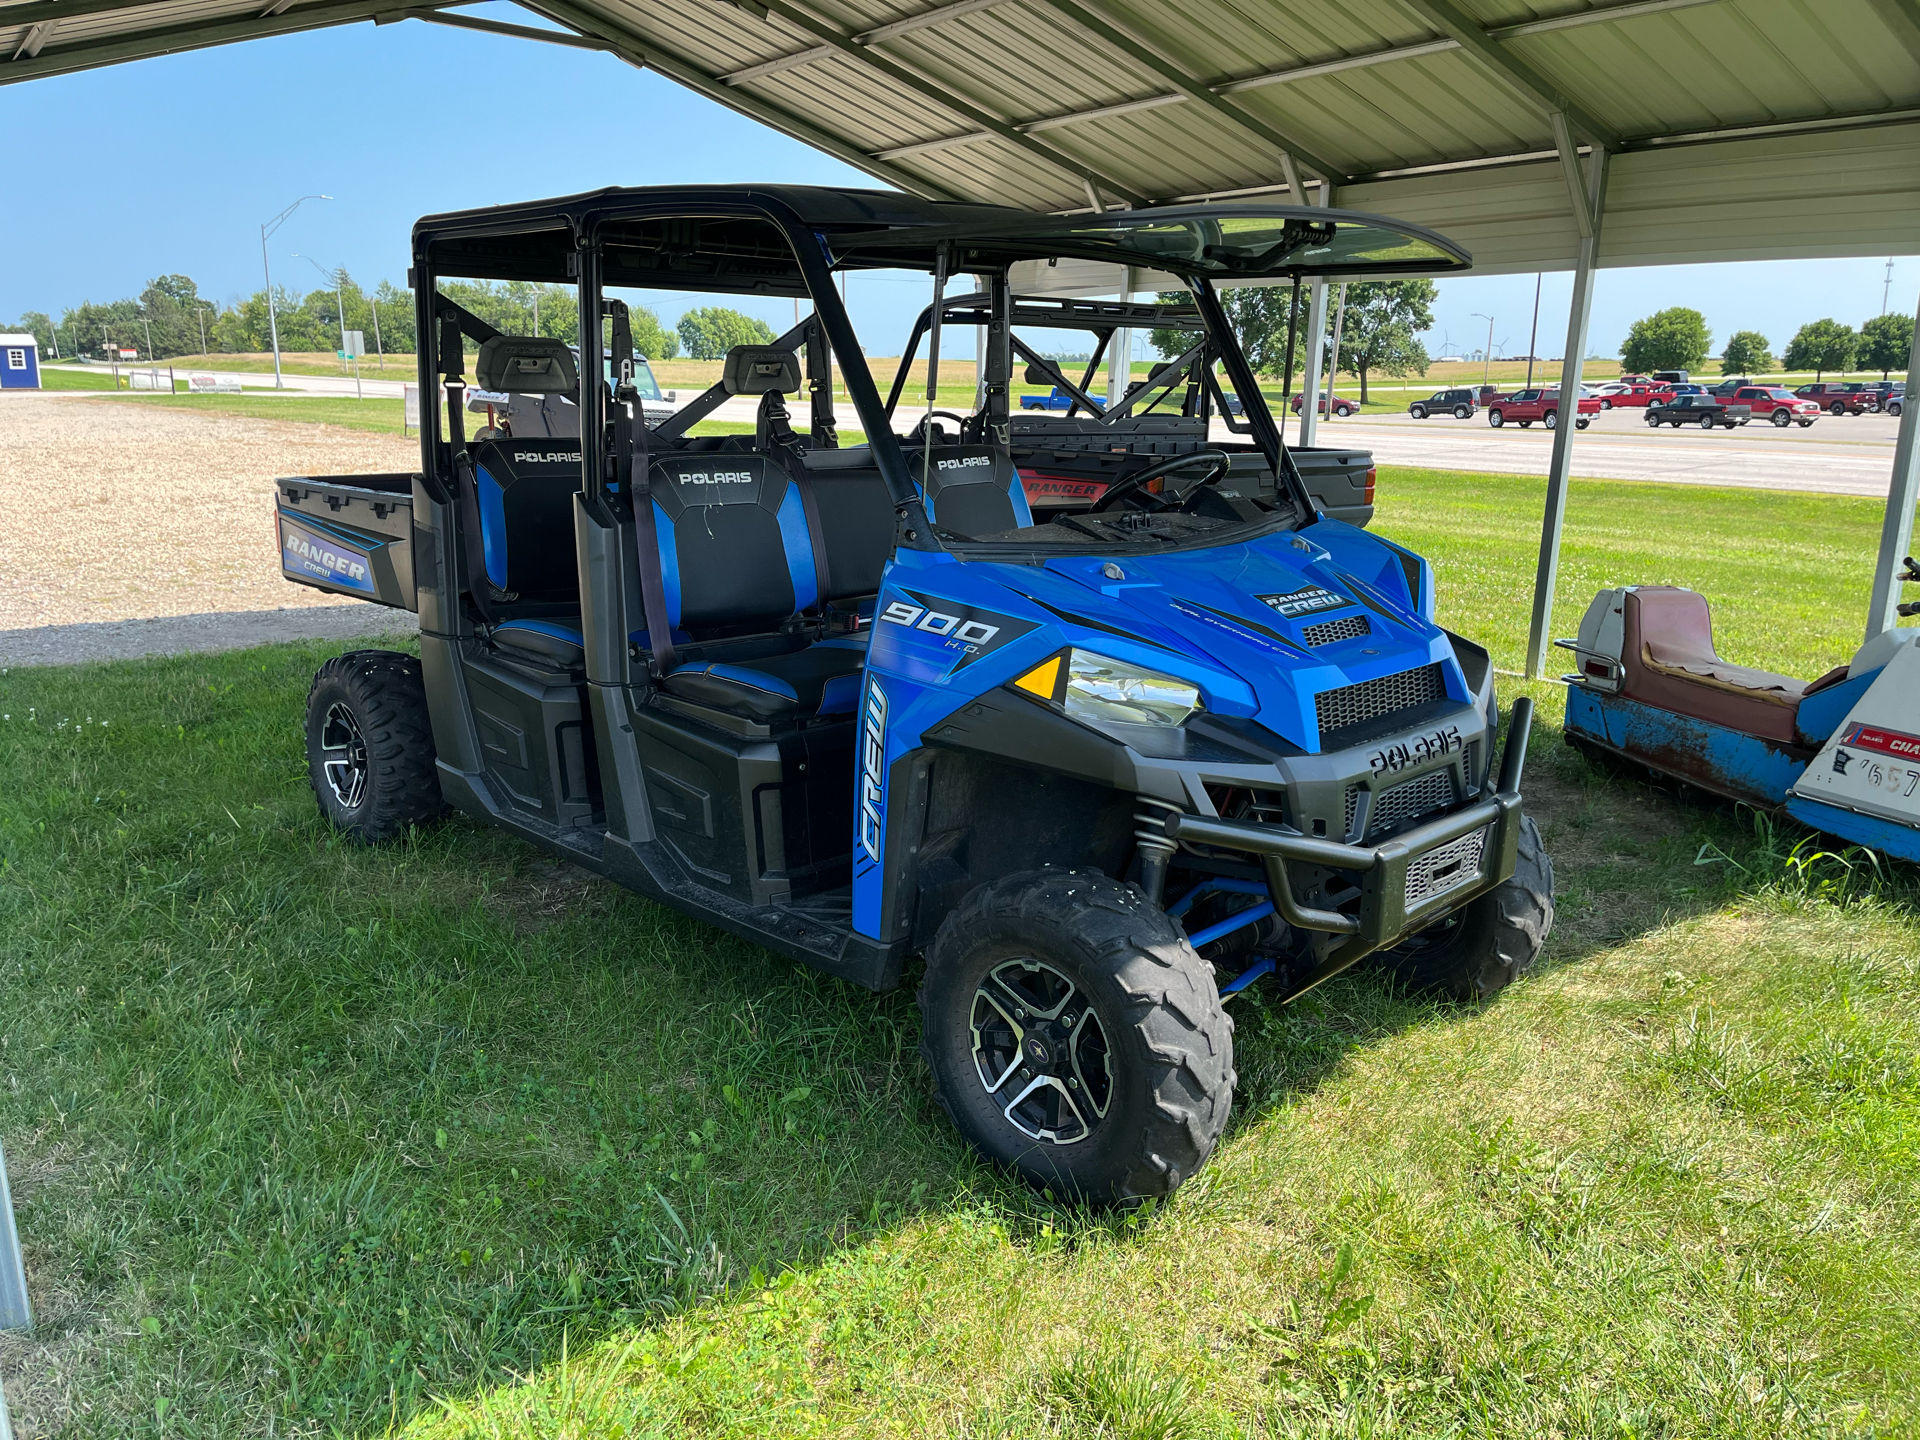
[{"xmin": 0, "ymin": 335, "xmax": 40, "ymax": 389}]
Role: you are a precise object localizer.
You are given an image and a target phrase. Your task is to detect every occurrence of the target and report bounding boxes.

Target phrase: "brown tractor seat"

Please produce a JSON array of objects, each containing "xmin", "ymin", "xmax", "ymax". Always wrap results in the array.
[{"xmin": 1618, "ymin": 586, "xmax": 1830, "ymax": 745}]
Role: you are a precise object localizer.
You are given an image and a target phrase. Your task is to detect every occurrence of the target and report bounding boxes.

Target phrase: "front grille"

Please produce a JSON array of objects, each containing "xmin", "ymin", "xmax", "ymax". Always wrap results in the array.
[
  {"xmin": 1343, "ymin": 785, "xmax": 1361, "ymax": 838},
  {"xmin": 1369, "ymin": 769, "xmax": 1456, "ymax": 836},
  {"xmin": 1314, "ymin": 663, "xmax": 1445, "ymax": 740},
  {"xmin": 1302, "ymin": 614, "xmax": 1370, "ymax": 647},
  {"xmin": 1405, "ymin": 827, "xmax": 1488, "ymax": 908}
]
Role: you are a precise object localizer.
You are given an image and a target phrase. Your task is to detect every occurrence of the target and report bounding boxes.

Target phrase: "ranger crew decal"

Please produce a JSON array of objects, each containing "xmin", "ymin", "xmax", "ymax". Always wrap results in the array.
[
  {"xmin": 1258, "ymin": 585, "xmax": 1355, "ymax": 619},
  {"xmin": 280, "ymin": 514, "xmax": 378, "ymax": 597},
  {"xmin": 859, "ymin": 679, "xmax": 888, "ymax": 864}
]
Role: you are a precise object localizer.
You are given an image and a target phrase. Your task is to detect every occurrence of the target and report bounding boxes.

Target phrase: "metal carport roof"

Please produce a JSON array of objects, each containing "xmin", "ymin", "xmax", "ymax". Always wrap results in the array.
[{"xmin": 4, "ymin": 0, "xmax": 1917, "ymax": 668}]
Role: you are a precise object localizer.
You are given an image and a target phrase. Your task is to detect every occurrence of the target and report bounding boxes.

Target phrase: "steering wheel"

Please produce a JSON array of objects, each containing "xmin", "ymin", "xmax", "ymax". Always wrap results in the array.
[
  {"xmin": 1088, "ymin": 450, "xmax": 1232, "ymax": 514},
  {"xmin": 909, "ymin": 410, "xmax": 971, "ymax": 444}
]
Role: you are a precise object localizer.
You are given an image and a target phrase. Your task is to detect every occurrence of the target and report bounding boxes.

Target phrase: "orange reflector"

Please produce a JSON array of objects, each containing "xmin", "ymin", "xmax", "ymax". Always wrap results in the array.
[{"xmin": 1014, "ymin": 655, "xmax": 1062, "ymax": 700}]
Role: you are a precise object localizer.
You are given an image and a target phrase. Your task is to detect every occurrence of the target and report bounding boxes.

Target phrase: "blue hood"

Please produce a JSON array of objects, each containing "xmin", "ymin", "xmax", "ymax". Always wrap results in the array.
[{"xmin": 1006, "ymin": 519, "xmax": 1465, "ymax": 752}]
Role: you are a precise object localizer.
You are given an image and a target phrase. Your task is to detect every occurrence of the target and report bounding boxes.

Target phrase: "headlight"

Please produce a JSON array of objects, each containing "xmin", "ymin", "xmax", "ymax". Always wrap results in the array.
[{"xmin": 1035, "ymin": 648, "xmax": 1202, "ymax": 726}]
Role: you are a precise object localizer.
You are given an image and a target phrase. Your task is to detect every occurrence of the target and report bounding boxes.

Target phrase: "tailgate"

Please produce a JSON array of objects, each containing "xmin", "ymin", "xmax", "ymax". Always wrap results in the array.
[{"xmin": 275, "ymin": 473, "xmax": 418, "ymax": 610}]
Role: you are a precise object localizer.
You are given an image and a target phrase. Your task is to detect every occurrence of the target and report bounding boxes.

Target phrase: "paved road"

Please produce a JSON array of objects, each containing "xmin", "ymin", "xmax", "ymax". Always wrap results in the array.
[{"xmin": 1278, "ymin": 406, "xmax": 1902, "ymax": 498}]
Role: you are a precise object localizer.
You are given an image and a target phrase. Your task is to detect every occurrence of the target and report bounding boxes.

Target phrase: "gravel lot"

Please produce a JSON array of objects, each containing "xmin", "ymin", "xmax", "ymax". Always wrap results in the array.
[{"xmin": 0, "ymin": 393, "xmax": 420, "ymax": 664}]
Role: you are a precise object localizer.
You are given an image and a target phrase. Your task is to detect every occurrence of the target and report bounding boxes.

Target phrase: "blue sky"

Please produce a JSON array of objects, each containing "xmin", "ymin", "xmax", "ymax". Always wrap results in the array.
[{"xmin": 2, "ymin": 10, "xmax": 1911, "ymax": 363}]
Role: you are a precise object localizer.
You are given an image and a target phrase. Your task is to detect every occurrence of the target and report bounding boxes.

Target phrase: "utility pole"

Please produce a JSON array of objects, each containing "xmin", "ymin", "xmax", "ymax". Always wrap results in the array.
[
  {"xmin": 140, "ymin": 309, "xmax": 153, "ymax": 362},
  {"xmin": 1524, "ymin": 274, "xmax": 1542, "ymax": 391},
  {"xmin": 370, "ymin": 298, "xmax": 383, "ymax": 370},
  {"xmin": 1474, "ymin": 313, "xmax": 1496, "ymax": 385},
  {"xmin": 195, "ymin": 304, "xmax": 212, "ymax": 355},
  {"xmin": 1886, "ymin": 258, "xmax": 1896, "ymax": 316},
  {"xmin": 260, "ymin": 194, "xmax": 329, "ymax": 389},
  {"xmin": 296, "ymin": 254, "xmax": 348, "ymax": 370}
]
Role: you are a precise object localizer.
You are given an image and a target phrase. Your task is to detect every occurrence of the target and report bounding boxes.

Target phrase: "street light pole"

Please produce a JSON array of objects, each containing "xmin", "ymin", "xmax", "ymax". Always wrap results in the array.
[
  {"xmin": 1473, "ymin": 313, "xmax": 1495, "ymax": 385},
  {"xmin": 196, "ymin": 305, "xmax": 212, "ymax": 356},
  {"xmin": 1524, "ymin": 274, "xmax": 1542, "ymax": 391},
  {"xmin": 260, "ymin": 194, "xmax": 330, "ymax": 390}
]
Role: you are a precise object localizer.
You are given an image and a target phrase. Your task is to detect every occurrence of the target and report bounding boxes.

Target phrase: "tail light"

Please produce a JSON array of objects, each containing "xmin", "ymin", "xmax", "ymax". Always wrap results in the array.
[{"xmin": 1363, "ymin": 466, "xmax": 1377, "ymax": 506}]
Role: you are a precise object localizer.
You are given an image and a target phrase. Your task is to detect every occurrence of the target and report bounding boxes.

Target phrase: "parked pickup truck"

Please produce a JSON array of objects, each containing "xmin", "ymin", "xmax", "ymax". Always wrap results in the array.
[
  {"xmin": 1020, "ymin": 386, "xmax": 1079, "ymax": 411},
  {"xmin": 1796, "ymin": 382, "xmax": 1875, "ymax": 415},
  {"xmin": 1646, "ymin": 394, "xmax": 1750, "ymax": 428},
  {"xmin": 1729, "ymin": 385, "xmax": 1821, "ymax": 427},
  {"xmin": 1594, "ymin": 381, "xmax": 1671, "ymax": 410},
  {"xmin": 1487, "ymin": 387, "xmax": 1599, "ymax": 429},
  {"xmin": 1007, "ymin": 412, "xmax": 1377, "ymax": 526}
]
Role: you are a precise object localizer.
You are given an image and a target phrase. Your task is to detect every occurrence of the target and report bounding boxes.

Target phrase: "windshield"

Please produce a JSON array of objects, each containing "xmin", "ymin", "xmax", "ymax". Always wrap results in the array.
[{"xmin": 600, "ymin": 352, "xmax": 663, "ymax": 400}]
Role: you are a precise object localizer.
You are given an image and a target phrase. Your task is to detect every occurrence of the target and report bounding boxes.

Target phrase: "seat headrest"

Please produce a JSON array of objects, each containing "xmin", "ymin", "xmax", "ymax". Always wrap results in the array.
[
  {"xmin": 723, "ymin": 346, "xmax": 801, "ymax": 396},
  {"xmin": 475, "ymin": 336, "xmax": 578, "ymax": 394}
]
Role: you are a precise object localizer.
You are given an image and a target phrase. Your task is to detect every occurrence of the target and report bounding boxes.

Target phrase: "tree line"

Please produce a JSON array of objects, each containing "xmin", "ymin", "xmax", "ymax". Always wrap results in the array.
[
  {"xmin": 2, "ymin": 275, "xmax": 777, "ymax": 365},
  {"xmin": 1150, "ymin": 280, "xmax": 1437, "ymax": 402},
  {"xmin": 1620, "ymin": 307, "xmax": 1914, "ymax": 382}
]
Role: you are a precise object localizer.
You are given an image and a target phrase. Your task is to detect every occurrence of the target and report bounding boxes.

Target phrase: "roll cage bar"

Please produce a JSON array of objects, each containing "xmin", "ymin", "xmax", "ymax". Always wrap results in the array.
[{"xmin": 410, "ymin": 189, "xmax": 1332, "ymax": 557}]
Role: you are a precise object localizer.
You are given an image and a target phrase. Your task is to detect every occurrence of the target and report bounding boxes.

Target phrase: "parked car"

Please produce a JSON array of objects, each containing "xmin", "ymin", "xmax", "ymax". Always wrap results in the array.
[
  {"xmin": 1730, "ymin": 385, "xmax": 1821, "ymax": 427},
  {"xmin": 1487, "ymin": 387, "xmax": 1601, "ymax": 429},
  {"xmin": 1795, "ymin": 382, "xmax": 1874, "ymax": 415},
  {"xmin": 1709, "ymin": 376, "xmax": 1750, "ymax": 397},
  {"xmin": 1665, "ymin": 383, "xmax": 1706, "ymax": 397},
  {"xmin": 1646, "ymin": 394, "xmax": 1751, "ymax": 429},
  {"xmin": 1859, "ymin": 380, "xmax": 1899, "ymax": 410},
  {"xmin": 1886, "ymin": 385, "xmax": 1905, "ymax": 418},
  {"xmin": 1650, "ymin": 369, "xmax": 1690, "ymax": 385},
  {"xmin": 1595, "ymin": 381, "xmax": 1672, "ymax": 410},
  {"xmin": 1289, "ymin": 390, "xmax": 1359, "ymax": 418},
  {"xmin": 1408, "ymin": 386, "xmax": 1479, "ymax": 419}
]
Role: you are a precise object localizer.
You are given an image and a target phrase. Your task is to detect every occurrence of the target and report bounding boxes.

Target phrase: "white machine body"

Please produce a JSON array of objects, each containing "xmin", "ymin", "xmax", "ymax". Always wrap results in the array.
[
  {"xmin": 1554, "ymin": 586, "xmax": 1638, "ymax": 693},
  {"xmin": 1791, "ymin": 637, "xmax": 1920, "ymax": 825}
]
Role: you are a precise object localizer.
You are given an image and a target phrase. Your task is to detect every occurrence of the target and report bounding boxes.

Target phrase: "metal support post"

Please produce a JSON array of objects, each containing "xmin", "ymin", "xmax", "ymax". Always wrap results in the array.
[
  {"xmin": 0, "ymin": 1137, "xmax": 29, "ymax": 1332},
  {"xmin": 1108, "ymin": 266, "xmax": 1138, "ymax": 409},
  {"xmin": 1525, "ymin": 138, "xmax": 1610, "ymax": 678},
  {"xmin": 1866, "ymin": 285, "xmax": 1920, "ymax": 639},
  {"xmin": 1295, "ymin": 182, "xmax": 1334, "ymax": 448}
]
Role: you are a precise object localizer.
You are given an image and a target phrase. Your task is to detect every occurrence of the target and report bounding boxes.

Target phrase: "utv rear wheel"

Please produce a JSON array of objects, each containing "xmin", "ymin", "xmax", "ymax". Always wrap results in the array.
[
  {"xmin": 305, "ymin": 650, "xmax": 445, "ymax": 843},
  {"xmin": 919, "ymin": 869, "xmax": 1234, "ymax": 1204},
  {"xmin": 1370, "ymin": 816, "xmax": 1554, "ymax": 1002}
]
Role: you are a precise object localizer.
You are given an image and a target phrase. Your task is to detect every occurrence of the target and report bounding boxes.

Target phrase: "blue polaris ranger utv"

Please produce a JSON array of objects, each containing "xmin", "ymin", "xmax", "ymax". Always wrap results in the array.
[{"xmin": 277, "ymin": 186, "xmax": 1552, "ymax": 1203}]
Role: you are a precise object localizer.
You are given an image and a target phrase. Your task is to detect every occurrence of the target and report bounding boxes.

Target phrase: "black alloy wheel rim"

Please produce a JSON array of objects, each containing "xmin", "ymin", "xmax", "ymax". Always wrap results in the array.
[
  {"xmin": 970, "ymin": 959, "xmax": 1113, "ymax": 1145},
  {"xmin": 320, "ymin": 702, "xmax": 369, "ymax": 810}
]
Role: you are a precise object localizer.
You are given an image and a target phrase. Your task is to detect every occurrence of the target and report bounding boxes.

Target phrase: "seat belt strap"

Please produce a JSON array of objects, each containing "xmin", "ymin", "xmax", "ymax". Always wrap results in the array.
[
  {"xmin": 616, "ymin": 377, "xmax": 675, "ymax": 678},
  {"xmin": 456, "ymin": 451, "xmax": 497, "ymax": 629}
]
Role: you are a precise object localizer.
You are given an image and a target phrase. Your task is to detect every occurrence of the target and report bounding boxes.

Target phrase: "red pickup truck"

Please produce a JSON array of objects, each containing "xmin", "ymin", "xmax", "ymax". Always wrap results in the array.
[
  {"xmin": 1795, "ymin": 382, "xmax": 1874, "ymax": 415},
  {"xmin": 1487, "ymin": 387, "xmax": 1601, "ymax": 430},
  {"xmin": 1730, "ymin": 385, "xmax": 1821, "ymax": 427},
  {"xmin": 1596, "ymin": 381, "xmax": 1672, "ymax": 409}
]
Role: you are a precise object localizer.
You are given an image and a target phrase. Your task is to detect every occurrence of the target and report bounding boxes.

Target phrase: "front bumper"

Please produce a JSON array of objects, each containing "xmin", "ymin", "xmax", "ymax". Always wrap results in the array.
[{"xmin": 1166, "ymin": 697, "xmax": 1533, "ymax": 995}]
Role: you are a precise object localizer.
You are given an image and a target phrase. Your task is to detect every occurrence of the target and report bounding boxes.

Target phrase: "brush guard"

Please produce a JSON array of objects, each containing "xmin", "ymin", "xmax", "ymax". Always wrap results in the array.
[{"xmin": 1168, "ymin": 698, "xmax": 1534, "ymax": 1001}]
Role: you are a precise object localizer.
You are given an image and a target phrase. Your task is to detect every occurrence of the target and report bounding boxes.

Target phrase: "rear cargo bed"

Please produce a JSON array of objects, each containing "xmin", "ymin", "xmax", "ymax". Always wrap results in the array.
[{"xmin": 276, "ymin": 473, "xmax": 419, "ymax": 611}]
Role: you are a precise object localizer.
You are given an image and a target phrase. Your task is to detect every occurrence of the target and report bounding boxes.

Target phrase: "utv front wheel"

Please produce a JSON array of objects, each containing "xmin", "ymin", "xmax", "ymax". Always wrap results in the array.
[
  {"xmin": 1370, "ymin": 816, "xmax": 1554, "ymax": 1002},
  {"xmin": 919, "ymin": 869, "xmax": 1234, "ymax": 1204},
  {"xmin": 305, "ymin": 650, "xmax": 445, "ymax": 843}
]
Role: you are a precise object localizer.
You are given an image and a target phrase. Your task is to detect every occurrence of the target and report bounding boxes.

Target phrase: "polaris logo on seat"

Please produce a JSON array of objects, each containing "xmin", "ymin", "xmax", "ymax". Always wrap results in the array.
[
  {"xmin": 935, "ymin": 455, "xmax": 992, "ymax": 471},
  {"xmin": 514, "ymin": 452, "xmax": 582, "ymax": 464},
  {"xmin": 683, "ymin": 471, "xmax": 754, "ymax": 485}
]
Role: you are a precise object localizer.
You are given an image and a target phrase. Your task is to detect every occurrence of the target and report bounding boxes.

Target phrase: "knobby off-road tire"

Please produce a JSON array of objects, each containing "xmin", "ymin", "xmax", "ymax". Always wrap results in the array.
[
  {"xmin": 305, "ymin": 650, "xmax": 445, "ymax": 843},
  {"xmin": 1370, "ymin": 815, "xmax": 1554, "ymax": 1003},
  {"xmin": 919, "ymin": 869, "xmax": 1235, "ymax": 1205}
]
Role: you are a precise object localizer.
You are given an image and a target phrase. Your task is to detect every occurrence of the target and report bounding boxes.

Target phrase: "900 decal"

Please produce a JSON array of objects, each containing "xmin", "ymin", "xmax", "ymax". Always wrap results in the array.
[{"xmin": 877, "ymin": 590, "xmax": 1040, "ymax": 672}]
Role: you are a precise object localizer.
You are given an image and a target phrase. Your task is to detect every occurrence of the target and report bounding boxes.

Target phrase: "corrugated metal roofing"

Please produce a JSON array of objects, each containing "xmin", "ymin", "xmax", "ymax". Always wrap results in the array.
[{"xmin": 4, "ymin": 0, "xmax": 1917, "ymax": 267}]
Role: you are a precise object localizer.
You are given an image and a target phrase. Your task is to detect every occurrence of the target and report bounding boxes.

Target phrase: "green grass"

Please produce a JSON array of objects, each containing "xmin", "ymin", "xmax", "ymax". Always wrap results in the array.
[
  {"xmin": 1, "ymin": 470, "xmax": 1917, "ymax": 1437},
  {"xmin": 89, "ymin": 393, "xmax": 410, "ymax": 434},
  {"xmin": 35, "ymin": 367, "xmax": 142, "ymax": 392}
]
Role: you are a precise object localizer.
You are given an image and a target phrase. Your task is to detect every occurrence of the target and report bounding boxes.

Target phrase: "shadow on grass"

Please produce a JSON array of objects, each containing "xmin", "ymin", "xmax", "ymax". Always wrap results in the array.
[{"xmin": 2, "ymin": 653, "xmax": 1914, "ymax": 1440}]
